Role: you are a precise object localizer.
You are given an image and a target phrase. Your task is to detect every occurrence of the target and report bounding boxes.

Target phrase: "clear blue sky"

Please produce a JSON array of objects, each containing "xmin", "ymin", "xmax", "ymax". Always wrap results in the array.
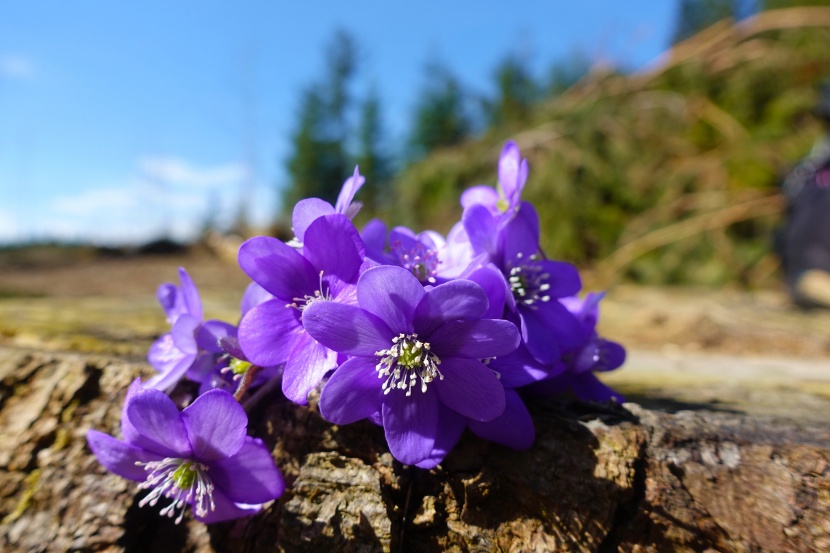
[{"xmin": 0, "ymin": 1, "xmax": 677, "ymax": 245}]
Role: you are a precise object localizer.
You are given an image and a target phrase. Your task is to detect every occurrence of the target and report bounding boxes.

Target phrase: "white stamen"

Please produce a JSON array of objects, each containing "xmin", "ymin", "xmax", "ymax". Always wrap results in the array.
[
  {"xmin": 506, "ymin": 256, "xmax": 553, "ymax": 310},
  {"xmin": 286, "ymin": 271, "xmax": 332, "ymax": 311},
  {"xmin": 135, "ymin": 457, "xmax": 215, "ymax": 524},
  {"xmin": 390, "ymin": 240, "xmax": 441, "ymax": 283},
  {"xmin": 375, "ymin": 333, "xmax": 444, "ymax": 396}
]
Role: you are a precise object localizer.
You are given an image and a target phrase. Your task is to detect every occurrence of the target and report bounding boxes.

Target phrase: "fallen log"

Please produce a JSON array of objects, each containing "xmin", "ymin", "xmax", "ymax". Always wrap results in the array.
[{"xmin": 0, "ymin": 346, "xmax": 828, "ymax": 552}]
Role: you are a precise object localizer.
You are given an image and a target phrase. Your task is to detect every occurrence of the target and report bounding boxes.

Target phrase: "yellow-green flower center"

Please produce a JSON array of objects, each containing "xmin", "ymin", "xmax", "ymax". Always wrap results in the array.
[
  {"xmin": 172, "ymin": 460, "xmax": 197, "ymax": 489},
  {"xmin": 229, "ymin": 358, "xmax": 253, "ymax": 376},
  {"xmin": 136, "ymin": 457, "xmax": 215, "ymax": 524},
  {"xmin": 375, "ymin": 333, "xmax": 443, "ymax": 396}
]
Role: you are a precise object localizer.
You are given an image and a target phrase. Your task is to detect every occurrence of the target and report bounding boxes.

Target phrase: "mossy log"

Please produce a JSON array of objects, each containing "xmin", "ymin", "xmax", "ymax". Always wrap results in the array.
[{"xmin": 0, "ymin": 345, "xmax": 828, "ymax": 552}]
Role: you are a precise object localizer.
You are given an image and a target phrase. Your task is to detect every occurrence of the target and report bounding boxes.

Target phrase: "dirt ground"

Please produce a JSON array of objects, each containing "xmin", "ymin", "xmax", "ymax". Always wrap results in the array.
[{"xmin": 2, "ymin": 250, "xmax": 830, "ymax": 422}]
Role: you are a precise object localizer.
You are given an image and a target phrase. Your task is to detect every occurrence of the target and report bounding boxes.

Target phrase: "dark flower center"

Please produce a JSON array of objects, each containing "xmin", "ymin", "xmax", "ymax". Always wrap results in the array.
[
  {"xmin": 375, "ymin": 333, "xmax": 443, "ymax": 396},
  {"xmin": 508, "ymin": 253, "xmax": 551, "ymax": 308},
  {"xmin": 391, "ymin": 240, "xmax": 439, "ymax": 283}
]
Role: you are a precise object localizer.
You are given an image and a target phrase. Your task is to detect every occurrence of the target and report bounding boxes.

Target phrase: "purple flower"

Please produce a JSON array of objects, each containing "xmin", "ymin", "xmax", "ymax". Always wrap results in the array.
[
  {"xmin": 291, "ymin": 166, "xmax": 365, "ymax": 245},
  {"xmin": 464, "ymin": 201, "xmax": 583, "ymax": 364},
  {"xmin": 87, "ymin": 380, "xmax": 284, "ymax": 524},
  {"xmin": 237, "ymin": 213, "xmax": 365, "ymax": 404},
  {"xmin": 197, "ymin": 336, "xmax": 281, "ymax": 396},
  {"xmin": 302, "ymin": 265, "xmax": 520, "ymax": 465},
  {"xmin": 560, "ymin": 292, "xmax": 626, "ymax": 401},
  {"xmin": 560, "ymin": 292, "xmax": 626, "ymax": 375},
  {"xmin": 529, "ymin": 292, "xmax": 626, "ymax": 402},
  {"xmin": 361, "ymin": 220, "xmax": 477, "ymax": 283},
  {"xmin": 147, "ymin": 268, "xmax": 235, "ymax": 392},
  {"xmin": 460, "ymin": 140, "xmax": 528, "ymax": 217},
  {"xmin": 463, "ymin": 342, "xmax": 562, "ymax": 454}
]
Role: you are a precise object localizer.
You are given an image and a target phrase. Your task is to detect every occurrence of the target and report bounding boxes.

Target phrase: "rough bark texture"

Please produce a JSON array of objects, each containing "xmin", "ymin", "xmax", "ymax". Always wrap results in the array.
[{"xmin": 0, "ymin": 345, "xmax": 829, "ymax": 552}]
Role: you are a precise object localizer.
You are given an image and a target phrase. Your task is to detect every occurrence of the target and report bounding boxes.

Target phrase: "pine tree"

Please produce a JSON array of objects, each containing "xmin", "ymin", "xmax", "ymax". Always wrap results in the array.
[
  {"xmin": 486, "ymin": 54, "xmax": 539, "ymax": 127},
  {"xmin": 671, "ymin": 0, "xmax": 752, "ymax": 44},
  {"xmin": 356, "ymin": 87, "xmax": 392, "ymax": 210},
  {"xmin": 407, "ymin": 60, "xmax": 472, "ymax": 161},
  {"xmin": 284, "ymin": 30, "xmax": 358, "ymax": 211}
]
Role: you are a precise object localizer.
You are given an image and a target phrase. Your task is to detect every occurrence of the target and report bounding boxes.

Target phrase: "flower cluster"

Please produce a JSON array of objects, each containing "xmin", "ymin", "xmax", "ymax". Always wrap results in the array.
[{"xmin": 87, "ymin": 140, "xmax": 625, "ymax": 523}]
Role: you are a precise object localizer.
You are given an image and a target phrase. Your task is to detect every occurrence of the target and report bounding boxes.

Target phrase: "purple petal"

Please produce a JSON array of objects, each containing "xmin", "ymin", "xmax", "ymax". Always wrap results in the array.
[
  {"xmin": 303, "ymin": 214, "xmax": 365, "ymax": 283},
  {"xmin": 218, "ymin": 336, "xmax": 246, "ymax": 360},
  {"xmin": 328, "ymin": 278, "xmax": 358, "ymax": 306},
  {"xmin": 466, "ymin": 265, "xmax": 508, "ymax": 319},
  {"xmin": 498, "ymin": 141, "xmax": 527, "ymax": 209},
  {"xmin": 238, "ymin": 236, "xmax": 318, "ymax": 300},
  {"xmin": 196, "ymin": 320, "xmax": 237, "ymax": 353},
  {"xmin": 240, "ymin": 282, "xmax": 275, "ymax": 316},
  {"xmin": 209, "ymin": 436, "xmax": 284, "ymax": 504},
  {"xmin": 563, "ymin": 291, "xmax": 605, "ymax": 331},
  {"xmin": 520, "ymin": 301, "xmax": 584, "ymax": 363},
  {"xmin": 282, "ymin": 331, "xmax": 338, "ymax": 405},
  {"xmin": 87, "ymin": 430, "xmax": 164, "ymax": 481},
  {"xmin": 157, "ymin": 283, "xmax": 185, "ymax": 323},
  {"xmin": 413, "ymin": 279, "xmax": 488, "ymax": 337},
  {"xmin": 595, "ymin": 339, "xmax": 626, "ymax": 372},
  {"xmin": 537, "ymin": 260, "xmax": 582, "ymax": 298},
  {"xmin": 335, "ymin": 166, "xmax": 365, "ymax": 214},
  {"xmin": 186, "ymin": 351, "xmax": 219, "ymax": 383},
  {"xmin": 170, "ymin": 314, "xmax": 199, "ymax": 355},
  {"xmin": 437, "ymin": 223, "xmax": 475, "ymax": 278},
  {"xmin": 436, "ymin": 357, "xmax": 505, "ymax": 422},
  {"xmin": 238, "ymin": 300, "xmax": 302, "ymax": 367},
  {"xmin": 120, "ymin": 378, "xmax": 145, "ymax": 443},
  {"xmin": 462, "ymin": 204, "xmax": 499, "ymax": 259},
  {"xmin": 382, "ymin": 389, "xmax": 439, "ymax": 465},
  {"xmin": 181, "ymin": 389, "xmax": 247, "ymax": 461},
  {"xmin": 177, "ymin": 267, "xmax": 203, "ymax": 321},
  {"xmin": 502, "ymin": 207, "xmax": 540, "ymax": 262},
  {"xmin": 357, "ymin": 266, "xmax": 425, "ymax": 334},
  {"xmin": 569, "ymin": 373, "xmax": 625, "ymax": 403},
  {"xmin": 468, "ymin": 389, "xmax": 534, "ymax": 449},
  {"xmin": 429, "ymin": 319, "xmax": 519, "ymax": 359},
  {"xmin": 367, "ymin": 410, "xmax": 383, "ymax": 426},
  {"xmin": 514, "ymin": 201, "xmax": 540, "ymax": 240},
  {"xmin": 196, "ymin": 486, "xmax": 262, "ymax": 524},
  {"xmin": 460, "ymin": 185, "xmax": 500, "ymax": 212},
  {"xmin": 491, "ymin": 344, "xmax": 560, "ymax": 388},
  {"xmin": 361, "ymin": 218, "xmax": 390, "ymax": 263},
  {"xmin": 145, "ymin": 333, "xmax": 196, "ymax": 392},
  {"xmin": 419, "ymin": 230, "xmax": 445, "ymax": 251},
  {"xmin": 125, "ymin": 389, "xmax": 191, "ymax": 457},
  {"xmin": 292, "ymin": 198, "xmax": 335, "ymax": 243},
  {"xmin": 414, "ymin": 405, "xmax": 467, "ymax": 469},
  {"xmin": 302, "ymin": 301, "xmax": 393, "ymax": 356},
  {"xmin": 319, "ymin": 357, "xmax": 385, "ymax": 424}
]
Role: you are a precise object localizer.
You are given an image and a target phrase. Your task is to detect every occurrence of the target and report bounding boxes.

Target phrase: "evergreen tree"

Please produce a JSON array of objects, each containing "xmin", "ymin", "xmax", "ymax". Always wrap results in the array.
[
  {"xmin": 407, "ymin": 60, "xmax": 472, "ymax": 161},
  {"xmin": 486, "ymin": 54, "xmax": 539, "ymax": 127},
  {"xmin": 671, "ymin": 0, "xmax": 747, "ymax": 43},
  {"xmin": 356, "ymin": 87, "xmax": 392, "ymax": 210},
  {"xmin": 284, "ymin": 30, "xmax": 358, "ymax": 211},
  {"xmin": 547, "ymin": 52, "xmax": 592, "ymax": 95},
  {"xmin": 762, "ymin": 0, "xmax": 830, "ymax": 8}
]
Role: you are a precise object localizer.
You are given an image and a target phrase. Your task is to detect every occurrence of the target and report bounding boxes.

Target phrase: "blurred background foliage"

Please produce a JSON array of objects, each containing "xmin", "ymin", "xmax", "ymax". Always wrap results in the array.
[{"xmin": 281, "ymin": 1, "xmax": 830, "ymax": 287}]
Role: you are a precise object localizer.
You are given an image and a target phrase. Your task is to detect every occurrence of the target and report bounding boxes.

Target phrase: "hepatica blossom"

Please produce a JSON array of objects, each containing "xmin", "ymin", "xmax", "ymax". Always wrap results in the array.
[
  {"xmin": 237, "ymin": 213, "xmax": 365, "ymax": 404},
  {"xmin": 89, "ymin": 137, "xmax": 629, "ymax": 528},
  {"xmin": 147, "ymin": 268, "xmax": 236, "ymax": 392},
  {"xmin": 87, "ymin": 380, "xmax": 284, "ymax": 523},
  {"xmin": 302, "ymin": 265, "xmax": 520, "ymax": 465}
]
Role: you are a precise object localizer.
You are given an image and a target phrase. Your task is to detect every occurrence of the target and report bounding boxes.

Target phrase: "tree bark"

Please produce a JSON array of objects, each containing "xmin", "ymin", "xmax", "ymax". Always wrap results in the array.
[{"xmin": 0, "ymin": 345, "xmax": 828, "ymax": 552}]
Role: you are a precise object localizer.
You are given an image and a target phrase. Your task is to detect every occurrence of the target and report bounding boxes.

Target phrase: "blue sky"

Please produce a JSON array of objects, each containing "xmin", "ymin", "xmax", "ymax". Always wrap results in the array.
[{"xmin": 0, "ymin": 1, "xmax": 677, "ymax": 245}]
